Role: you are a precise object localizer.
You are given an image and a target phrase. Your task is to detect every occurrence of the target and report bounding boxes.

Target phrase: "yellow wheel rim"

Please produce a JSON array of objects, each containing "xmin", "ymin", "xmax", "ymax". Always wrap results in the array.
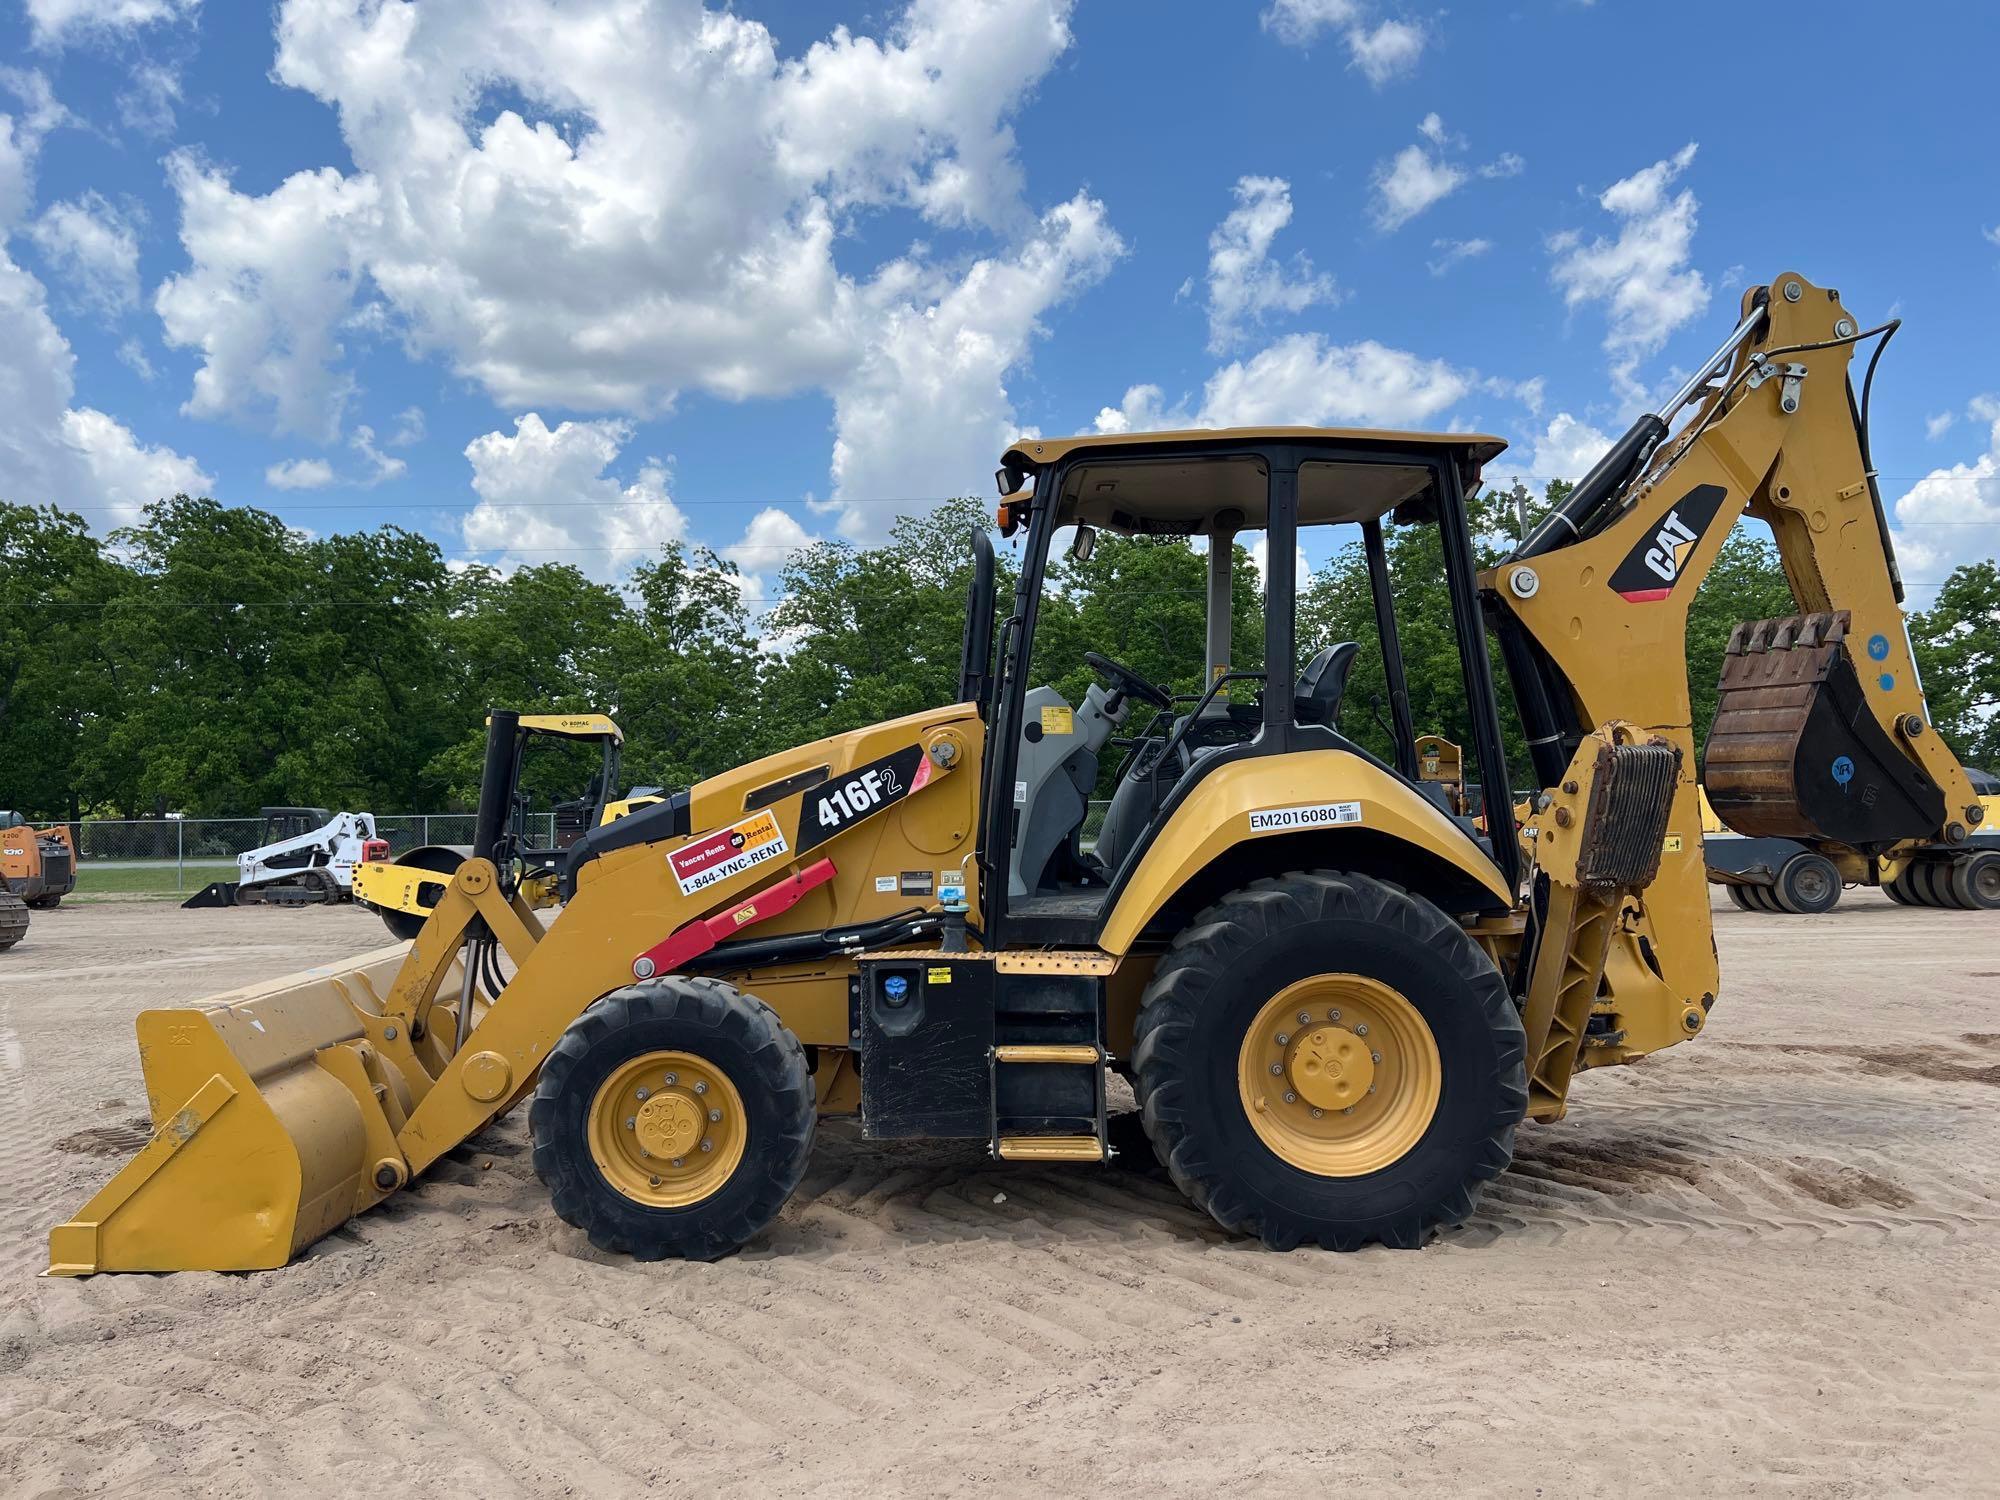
[
  {"xmin": 587, "ymin": 1050, "xmax": 747, "ymax": 1208},
  {"xmin": 1236, "ymin": 975, "xmax": 1441, "ymax": 1176}
]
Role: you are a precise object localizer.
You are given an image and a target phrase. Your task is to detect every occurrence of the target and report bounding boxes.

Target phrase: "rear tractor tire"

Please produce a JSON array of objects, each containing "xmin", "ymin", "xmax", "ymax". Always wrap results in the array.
[
  {"xmin": 1724, "ymin": 882, "xmax": 1755, "ymax": 911},
  {"xmin": 531, "ymin": 976, "xmax": 815, "ymax": 1261},
  {"xmin": 1949, "ymin": 850, "xmax": 2000, "ymax": 911},
  {"xmin": 1774, "ymin": 852, "xmax": 1841, "ymax": 914},
  {"xmin": 1132, "ymin": 870, "xmax": 1526, "ymax": 1251}
]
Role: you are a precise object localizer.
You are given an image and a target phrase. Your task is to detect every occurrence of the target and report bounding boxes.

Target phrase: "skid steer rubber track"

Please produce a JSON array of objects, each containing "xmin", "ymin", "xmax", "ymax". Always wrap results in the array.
[
  {"xmin": 1705, "ymin": 611, "xmax": 1944, "ymax": 851},
  {"xmin": 0, "ymin": 887, "xmax": 28, "ymax": 951}
]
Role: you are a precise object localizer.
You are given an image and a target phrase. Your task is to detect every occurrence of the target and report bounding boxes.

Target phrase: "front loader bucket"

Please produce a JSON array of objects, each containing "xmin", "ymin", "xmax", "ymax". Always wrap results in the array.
[
  {"xmin": 1705, "ymin": 611, "xmax": 1944, "ymax": 850},
  {"xmin": 48, "ymin": 944, "xmax": 459, "ymax": 1275},
  {"xmin": 180, "ymin": 880, "xmax": 239, "ymax": 909}
]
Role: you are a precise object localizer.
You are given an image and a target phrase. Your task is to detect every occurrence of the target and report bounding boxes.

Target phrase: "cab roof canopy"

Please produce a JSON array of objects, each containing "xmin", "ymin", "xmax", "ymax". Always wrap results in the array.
[{"xmin": 1001, "ymin": 426, "xmax": 1506, "ymax": 537}]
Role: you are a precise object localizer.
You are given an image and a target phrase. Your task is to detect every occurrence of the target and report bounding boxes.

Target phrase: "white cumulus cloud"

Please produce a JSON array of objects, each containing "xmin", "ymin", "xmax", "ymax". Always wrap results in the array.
[
  {"xmin": 462, "ymin": 413, "xmax": 687, "ymax": 580},
  {"xmin": 1204, "ymin": 175, "xmax": 1336, "ymax": 353},
  {"xmin": 266, "ymin": 457, "xmax": 335, "ymax": 490},
  {"xmin": 1549, "ymin": 143, "xmax": 1708, "ymax": 404},
  {"xmin": 1894, "ymin": 397, "xmax": 2000, "ymax": 591},
  {"xmin": 28, "ymin": 191, "xmax": 140, "ymax": 313},
  {"xmin": 0, "ymin": 106, "xmax": 210, "ymax": 527},
  {"xmin": 1096, "ymin": 335, "xmax": 1472, "ymax": 434},
  {"xmin": 153, "ymin": 0, "xmax": 1112, "ymax": 529},
  {"xmin": 1371, "ymin": 116, "xmax": 1521, "ymax": 232},
  {"xmin": 1261, "ymin": 0, "xmax": 1427, "ymax": 85},
  {"xmin": 1482, "ymin": 411, "xmax": 1612, "ymax": 491},
  {"xmin": 25, "ymin": 0, "xmax": 198, "ymax": 48}
]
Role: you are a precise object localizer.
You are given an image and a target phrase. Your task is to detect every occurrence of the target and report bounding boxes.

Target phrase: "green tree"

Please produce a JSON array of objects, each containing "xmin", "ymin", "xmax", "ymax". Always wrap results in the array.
[
  {"xmin": 1684, "ymin": 525, "xmax": 1797, "ymax": 759},
  {"xmin": 615, "ymin": 544, "xmax": 764, "ymax": 790},
  {"xmin": 754, "ymin": 499, "xmax": 1010, "ymax": 754},
  {"xmin": 427, "ymin": 563, "xmax": 636, "ymax": 803},
  {"xmin": 0, "ymin": 503, "xmax": 127, "ymax": 818},
  {"xmin": 1909, "ymin": 559, "xmax": 2000, "ymax": 768}
]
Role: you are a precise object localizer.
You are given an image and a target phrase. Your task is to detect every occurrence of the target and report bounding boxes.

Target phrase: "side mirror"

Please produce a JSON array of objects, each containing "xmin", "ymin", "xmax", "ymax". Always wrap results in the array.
[
  {"xmin": 1069, "ymin": 525, "xmax": 1097, "ymax": 562},
  {"xmin": 994, "ymin": 464, "xmax": 1027, "ymax": 497}
]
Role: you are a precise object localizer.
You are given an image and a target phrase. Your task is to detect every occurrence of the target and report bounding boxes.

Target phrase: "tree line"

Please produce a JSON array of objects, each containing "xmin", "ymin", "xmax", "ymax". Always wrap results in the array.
[{"xmin": 1, "ymin": 487, "xmax": 1994, "ymax": 821}]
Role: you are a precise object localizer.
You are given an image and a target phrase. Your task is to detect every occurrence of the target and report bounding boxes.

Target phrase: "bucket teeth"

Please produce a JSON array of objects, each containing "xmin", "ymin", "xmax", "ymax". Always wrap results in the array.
[{"xmin": 1706, "ymin": 609, "xmax": 1943, "ymax": 850}]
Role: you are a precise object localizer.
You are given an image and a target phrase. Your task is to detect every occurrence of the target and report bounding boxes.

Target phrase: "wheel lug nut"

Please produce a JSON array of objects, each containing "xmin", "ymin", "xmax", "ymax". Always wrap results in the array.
[
  {"xmin": 1371, "ymin": 1052, "xmax": 1382, "ymax": 1064},
  {"xmin": 1270, "ymin": 1062, "xmax": 1283, "ymax": 1075},
  {"xmin": 1354, "ymin": 1024, "xmax": 1369, "ymax": 1037},
  {"xmin": 624, "ymin": 1117, "xmax": 636, "ymax": 1130},
  {"xmin": 1311, "ymin": 1107, "xmax": 1323, "ymax": 1119},
  {"xmin": 1368, "ymin": 1084, "xmax": 1377, "ymax": 1094},
  {"xmin": 1276, "ymin": 1033, "xmax": 1289, "ymax": 1047},
  {"xmin": 1343, "ymin": 1106, "xmax": 1355, "ymax": 1115},
  {"xmin": 635, "ymin": 1087, "xmax": 649, "ymax": 1101},
  {"xmin": 708, "ymin": 1109, "xmax": 722, "ymax": 1122},
  {"xmin": 1329, "ymin": 1009, "xmax": 1340, "ymax": 1021},
  {"xmin": 650, "ymin": 1175, "xmax": 662, "ymax": 1187},
  {"xmin": 1283, "ymin": 1091, "xmax": 1298, "ymax": 1104},
  {"xmin": 671, "ymin": 1157, "xmax": 684, "ymax": 1168},
  {"xmin": 640, "ymin": 1147, "xmax": 651, "ymax": 1158},
  {"xmin": 1297, "ymin": 1011, "xmax": 1310, "ymax": 1026},
  {"xmin": 694, "ymin": 1081, "xmax": 708, "ymax": 1095},
  {"xmin": 664, "ymin": 1073, "xmax": 678, "ymax": 1085},
  {"xmin": 699, "ymin": 1139, "xmax": 713, "ymax": 1153}
]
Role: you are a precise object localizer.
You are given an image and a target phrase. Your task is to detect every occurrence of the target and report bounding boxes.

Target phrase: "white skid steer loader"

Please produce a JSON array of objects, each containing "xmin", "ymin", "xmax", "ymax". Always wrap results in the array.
[{"xmin": 182, "ymin": 807, "xmax": 389, "ymax": 908}]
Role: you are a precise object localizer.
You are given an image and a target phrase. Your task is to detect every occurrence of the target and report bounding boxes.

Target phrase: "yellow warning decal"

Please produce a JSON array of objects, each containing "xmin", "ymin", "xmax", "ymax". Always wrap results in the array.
[
  {"xmin": 1662, "ymin": 833, "xmax": 1684, "ymax": 854},
  {"xmin": 927, "ymin": 967, "xmax": 954, "ymax": 984},
  {"xmin": 1040, "ymin": 704, "xmax": 1074, "ymax": 735}
]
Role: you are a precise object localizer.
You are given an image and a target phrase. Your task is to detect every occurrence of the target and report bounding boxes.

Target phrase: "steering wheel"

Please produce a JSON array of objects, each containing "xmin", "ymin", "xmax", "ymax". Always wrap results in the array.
[{"xmin": 1084, "ymin": 651, "xmax": 1173, "ymax": 711}]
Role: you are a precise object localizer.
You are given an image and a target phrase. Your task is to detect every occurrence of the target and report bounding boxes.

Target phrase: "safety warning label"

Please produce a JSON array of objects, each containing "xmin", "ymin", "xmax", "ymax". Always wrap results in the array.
[{"xmin": 668, "ymin": 810, "xmax": 789, "ymax": 894}]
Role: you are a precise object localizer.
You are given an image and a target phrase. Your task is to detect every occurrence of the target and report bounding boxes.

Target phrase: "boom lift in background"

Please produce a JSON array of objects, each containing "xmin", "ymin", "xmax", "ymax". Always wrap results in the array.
[{"xmin": 49, "ymin": 270, "xmax": 1991, "ymax": 1276}]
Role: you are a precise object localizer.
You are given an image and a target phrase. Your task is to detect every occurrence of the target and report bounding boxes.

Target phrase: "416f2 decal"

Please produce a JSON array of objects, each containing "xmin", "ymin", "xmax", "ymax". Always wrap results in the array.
[{"xmin": 797, "ymin": 744, "xmax": 934, "ymax": 852}]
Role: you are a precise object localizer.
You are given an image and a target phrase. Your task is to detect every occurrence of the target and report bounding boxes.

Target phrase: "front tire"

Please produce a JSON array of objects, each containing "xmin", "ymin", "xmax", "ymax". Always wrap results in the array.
[
  {"xmin": 531, "ymin": 976, "xmax": 815, "ymax": 1261},
  {"xmin": 1132, "ymin": 871, "xmax": 1526, "ymax": 1251}
]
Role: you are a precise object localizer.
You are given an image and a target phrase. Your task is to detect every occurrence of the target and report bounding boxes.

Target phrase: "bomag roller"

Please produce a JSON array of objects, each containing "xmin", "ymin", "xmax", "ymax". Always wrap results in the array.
[{"xmin": 52, "ymin": 271, "xmax": 1986, "ymax": 1274}]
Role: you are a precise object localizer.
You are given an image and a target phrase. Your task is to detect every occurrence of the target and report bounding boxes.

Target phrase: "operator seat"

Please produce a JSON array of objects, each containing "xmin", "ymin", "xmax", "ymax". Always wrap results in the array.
[
  {"xmin": 1091, "ymin": 641, "xmax": 1364, "ymax": 878},
  {"xmin": 1293, "ymin": 641, "xmax": 1360, "ymax": 729}
]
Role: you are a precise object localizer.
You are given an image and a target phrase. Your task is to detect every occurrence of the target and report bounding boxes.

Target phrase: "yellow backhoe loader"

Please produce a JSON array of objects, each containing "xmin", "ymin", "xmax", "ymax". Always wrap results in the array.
[{"xmin": 51, "ymin": 270, "xmax": 1984, "ymax": 1274}]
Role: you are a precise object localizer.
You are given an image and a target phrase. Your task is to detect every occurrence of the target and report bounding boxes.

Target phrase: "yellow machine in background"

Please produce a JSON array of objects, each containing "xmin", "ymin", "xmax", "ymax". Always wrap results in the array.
[
  {"xmin": 52, "ymin": 270, "xmax": 1981, "ymax": 1275},
  {"xmin": 354, "ymin": 714, "xmax": 627, "ymax": 939}
]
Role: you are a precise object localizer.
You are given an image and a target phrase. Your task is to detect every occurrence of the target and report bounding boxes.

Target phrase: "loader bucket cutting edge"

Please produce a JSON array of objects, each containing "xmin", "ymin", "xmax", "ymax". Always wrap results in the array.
[{"xmin": 48, "ymin": 943, "xmax": 462, "ymax": 1275}]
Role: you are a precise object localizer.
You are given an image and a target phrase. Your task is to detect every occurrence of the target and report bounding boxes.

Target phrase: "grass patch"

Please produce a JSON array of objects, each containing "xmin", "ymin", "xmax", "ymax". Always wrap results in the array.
[{"xmin": 74, "ymin": 860, "xmax": 235, "ymax": 897}]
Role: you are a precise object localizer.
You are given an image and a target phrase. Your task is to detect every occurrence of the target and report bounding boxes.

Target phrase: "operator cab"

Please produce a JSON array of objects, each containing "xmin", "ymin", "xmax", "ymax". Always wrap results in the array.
[{"xmin": 964, "ymin": 427, "xmax": 1516, "ymax": 947}]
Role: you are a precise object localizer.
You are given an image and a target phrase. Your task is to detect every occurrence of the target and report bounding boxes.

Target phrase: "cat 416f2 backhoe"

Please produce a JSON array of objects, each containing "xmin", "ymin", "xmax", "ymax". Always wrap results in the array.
[{"xmin": 51, "ymin": 271, "xmax": 1986, "ymax": 1274}]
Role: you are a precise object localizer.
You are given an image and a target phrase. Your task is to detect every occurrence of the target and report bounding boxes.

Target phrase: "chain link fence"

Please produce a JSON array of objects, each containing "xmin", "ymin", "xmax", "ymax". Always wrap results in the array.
[
  {"xmin": 70, "ymin": 814, "xmax": 557, "ymax": 896},
  {"xmin": 64, "ymin": 805, "xmax": 1111, "ymax": 896}
]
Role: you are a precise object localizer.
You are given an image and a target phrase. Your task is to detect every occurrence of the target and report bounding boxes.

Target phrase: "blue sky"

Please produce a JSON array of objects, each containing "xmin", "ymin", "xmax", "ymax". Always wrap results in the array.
[{"xmin": 3, "ymin": 0, "xmax": 1997, "ymax": 607}]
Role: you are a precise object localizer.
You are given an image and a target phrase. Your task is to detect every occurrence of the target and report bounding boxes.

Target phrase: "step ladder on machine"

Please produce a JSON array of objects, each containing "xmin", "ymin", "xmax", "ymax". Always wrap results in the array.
[{"xmin": 854, "ymin": 950, "xmax": 1114, "ymax": 1164}]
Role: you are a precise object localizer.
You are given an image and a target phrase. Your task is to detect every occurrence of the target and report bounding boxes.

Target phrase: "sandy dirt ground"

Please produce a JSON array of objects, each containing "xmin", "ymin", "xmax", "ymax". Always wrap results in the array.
[{"xmin": 2, "ymin": 892, "xmax": 1997, "ymax": 1496}]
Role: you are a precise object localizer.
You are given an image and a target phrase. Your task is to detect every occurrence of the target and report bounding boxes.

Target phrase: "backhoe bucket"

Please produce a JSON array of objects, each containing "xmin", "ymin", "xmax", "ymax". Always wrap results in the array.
[
  {"xmin": 47, "ymin": 944, "xmax": 458, "ymax": 1275},
  {"xmin": 1705, "ymin": 611, "xmax": 1944, "ymax": 850}
]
